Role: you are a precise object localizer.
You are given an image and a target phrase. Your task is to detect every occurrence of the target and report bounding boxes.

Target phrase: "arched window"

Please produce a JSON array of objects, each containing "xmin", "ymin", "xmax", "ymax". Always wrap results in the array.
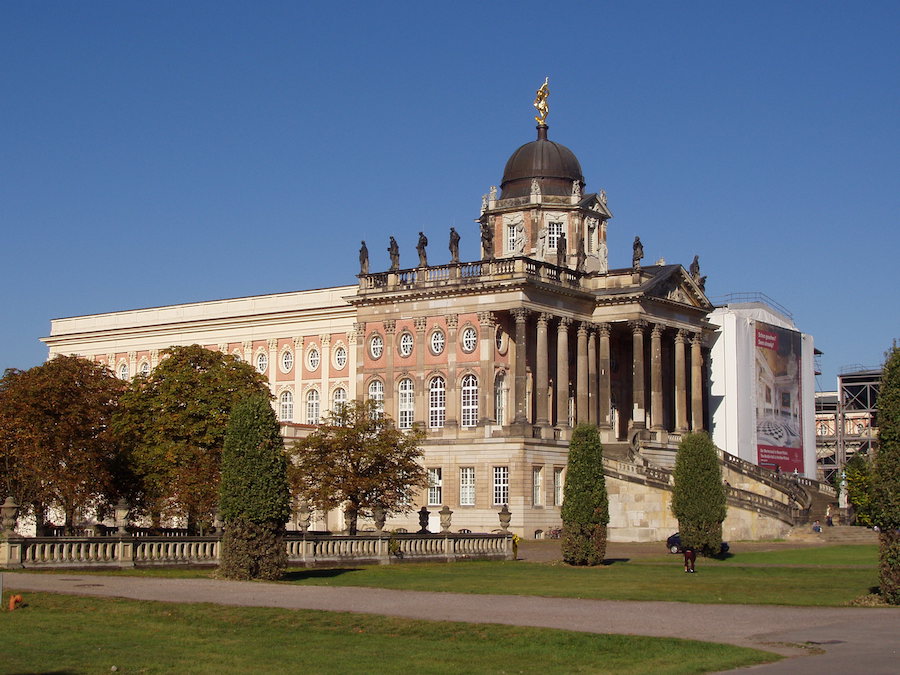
[
  {"xmin": 461, "ymin": 374, "xmax": 478, "ymax": 428},
  {"xmin": 429, "ymin": 376, "xmax": 446, "ymax": 429},
  {"xmin": 332, "ymin": 387, "xmax": 347, "ymax": 412},
  {"xmin": 306, "ymin": 389, "xmax": 320, "ymax": 425},
  {"xmin": 139, "ymin": 362, "xmax": 150, "ymax": 377},
  {"xmin": 281, "ymin": 350, "xmax": 294, "ymax": 373},
  {"xmin": 398, "ymin": 378, "xmax": 414, "ymax": 430},
  {"xmin": 494, "ymin": 372, "xmax": 506, "ymax": 425},
  {"xmin": 279, "ymin": 390, "xmax": 293, "ymax": 422},
  {"xmin": 256, "ymin": 352, "xmax": 268, "ymax": 374},
  {"xmin": 118, "ymin": 363, "xmax": 129, "ymax": 380},
  {"xmin": 368, "ymin": 379, "xmax": 384, "ymax": 417}
]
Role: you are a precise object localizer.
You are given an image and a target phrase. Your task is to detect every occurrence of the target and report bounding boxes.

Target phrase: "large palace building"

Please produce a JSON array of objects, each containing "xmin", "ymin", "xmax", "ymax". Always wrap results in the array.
[{"xmin": 44, "ymin": 92, "xmax": 823, "ymax": 540}]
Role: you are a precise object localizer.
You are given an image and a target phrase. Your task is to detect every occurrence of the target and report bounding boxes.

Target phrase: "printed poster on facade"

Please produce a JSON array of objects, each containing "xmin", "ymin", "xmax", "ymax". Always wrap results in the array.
[{"xmin": 754, "ymin": 321, "xmax": 804, "ymax": 474}]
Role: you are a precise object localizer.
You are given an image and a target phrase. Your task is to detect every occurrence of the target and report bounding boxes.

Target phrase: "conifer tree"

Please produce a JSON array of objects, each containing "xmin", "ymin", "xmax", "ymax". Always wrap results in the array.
[
  {"xmin": 871, "ymin": 344, "xmax": 900, "ymax": 604},
  {"xmin": 671, "ymin": 432, "xmax": 727, "ymax": 555},
  {"xmin": 561, "ymin": 424, "xmax": 609, "ymax": 565},
  {"xmin": 219, "ymin": 393, "xmax": 292, "ymax": 581}
]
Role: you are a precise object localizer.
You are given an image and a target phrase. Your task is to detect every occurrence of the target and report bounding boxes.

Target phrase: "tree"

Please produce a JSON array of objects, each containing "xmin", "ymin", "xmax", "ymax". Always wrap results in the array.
[
  {"xmin": 871, "ymin": 344, "xmax": 900, "ymax": 604},
  {"xmin": 219, "ymin": 393, "xmax": 292, "ymax": 580},
  {"xmin": 112, "ymin": 345, "xmax": 269, "ymax": 532},
  {"xmin": 288, "ymin": 399, "xmax": 427, "ymax": 535},
  {"xmin": 671, "ymin": 432, "xmax": 727, "ymax": 555},
  {"xmin": 0, "ymin": 356, "xmax": 126, "ymax": 532},
  {"xmin": 561, "ymin": 424, "xmax": 609, "ymax": 566},
  {"xmin": 843, "ymin": 452, "xmax": 874, "ymax": 526}
]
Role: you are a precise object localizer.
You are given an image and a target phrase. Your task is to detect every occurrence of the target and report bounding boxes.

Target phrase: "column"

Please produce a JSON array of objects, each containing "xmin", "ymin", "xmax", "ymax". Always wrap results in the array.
[
  {"xmin": 556, "ymin": 317, "xmax": 571, "ymax": 427},
  {"xmin": 414, "ymin": 317, "xmax": 427, "ymax": 423},
  {"xmin": 383, "ymin": 321, "xmax": 396, "ymax": 421},
  {"xmin": 445, "ymin": 314, "xmax": 458, "ymax": 428},
  {"xmin": 650, "ymin": 324, "xmax": 664, "ymax": 430},
  {"xmin": 511, "ymin": 308, "xmax": 529, "ymax": 424},
  {"xmin": 320, "ymin": 334, "xmax": 331, "ymax": 411},
  {"xmin": 598, "ymin": 323, "xmax": 611, "ymax": 429},
  {"xmin": 353, "ymin": 323, "xmax": 366, "ymax": 401},
  {"xmin": 242, "ymin": 341, "xmax": 252, "ymax": 364},
  {"xmin": 588, "ymin": 325, "xmax": 598, "ymax": 425},
  {"xmin": 293, "ymin": 336, "xmax": 304, "ymax": 418},
  {"xmin": 535, "ymin": 313, "xmax": 551, "ymax": 426},
  {"xmin": 478, "ymin": 311, "xmax": 496, "ymax": 425},
  {"xmin": 267, "ymin": 338, "xmax": 278, "ymax": 393},
  {"xmin": 675, "ymin": 329, "xmax": 688, "ymax": 432},
  {"xmin": 630, "ymin": 320, "xmax": 647, "ymax": 429},
  {"xmin": 691, "ymin": 332, "xmax": 704, "ymax": 431},
  {"xmin": 576, "ymin": 322, "xmax": 589, "ymax": 423}
]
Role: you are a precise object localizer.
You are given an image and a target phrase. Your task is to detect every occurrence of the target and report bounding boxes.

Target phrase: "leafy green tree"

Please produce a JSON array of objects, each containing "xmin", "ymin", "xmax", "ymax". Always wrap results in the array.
[
  {"xmin": 671, "ymin": 432, "xmax": 727, "ymax": 555},
  {"xmin": 288, "ymin": 399, "xmax": 426, "ymax": 535},
  {"xmin": 0, "ymin": 357, "xmax": 126, "ymax": 533},
  {"xmin": 843, "ymin": 452, "xmax": 874, "ymax": 526},
  {"xmin": 561, "ymin": 424, "xmax": 609, "ymax": 566},
  {"xmin": 113, "ymin": 345, "xmax": 268, "ymax": 532},
  {"xmin": 219, "ymin": 393, "xmax": 292, "ymax": 580},
  {"xmin": 871, "ymin": 344, "xmax": 900, "ymax": 604}
]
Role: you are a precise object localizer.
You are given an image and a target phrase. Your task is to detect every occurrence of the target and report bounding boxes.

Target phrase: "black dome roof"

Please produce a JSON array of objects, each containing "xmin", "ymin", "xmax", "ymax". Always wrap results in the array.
[{"xmin": 500, "ymin": 125, "xmax": 584, "ymax": 199}]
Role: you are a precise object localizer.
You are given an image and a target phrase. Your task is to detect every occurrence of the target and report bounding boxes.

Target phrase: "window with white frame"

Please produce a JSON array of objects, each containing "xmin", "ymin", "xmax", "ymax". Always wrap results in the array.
[
  {"xmin": 281, "ymin": 350, "xmax": 293, "ymax": 373},
  {"xmin": 554, "ymin": 467, "xmax": 564, "ymax": 506},
  {"xmin": 306, "ymin": 389, "xmax": 320, "ymax": 425},
  {"xmin": 333, "ymin": 345, "xmax": 347, "ymax": 369},
  {"xmin": 429, "ymin": 376, "xmax": 446, "ymax": 429},
  {"xmin": 279, "ymin": 390, "xmax": 293, "ymax": 421},
  {"xmin": 370, "ymin": 334, "xmax": 384, "ymax": 359},
  {"xmin": 427, "ymin": 467, "xmax": 442, "ymax": 506},
  {"xmin": 494, "ymin": 372, "xmax": 506, "ymax": 425},
  {"xmin": 399, "ymin": 332, "xmax": 414, "ymax": 357},
  {"xmin": 118, "ymin": 363, "xmax": 129, "ymax": 380},
  {"xmin": 139, "ymin": 362, "xmax": 150, "ymax": 377},
  {"xmin": 368, "ymin": 379, "xmax": 384, "ymax": 417},
  {"xmin": 398, "ymin": 377, "xmax": 414, "ymax": 430},
  {"xmin": 430, "ymin": 329, "xmax": 445, "ymax": 355},
  {"xmin": 506, "ymin": 223, "xmax": 518, "ymax": 253},
  {"xmin": 332, "ymin": 387, "xmax": 347, "ymax": 412},
  {"xmin": 460, "ymin": 374, "xmax": 478, "ymax": 428},
  {"xmin": 461, "ymin": 326, "xmax": 477, "ymax": 353},
  {"xmin": 256, "ymin": 352, "xmax": 268, "ymax": 374},
  {"xmin": 532, "ymin": 466, "xmax": 543, "ymax": 506},
  {"xmin": 493, "ymin": 466, "xmax": 509, "ymax": 506},
  {"xmin": 459, "ymin": 467, "xmax": 475, "ymax": 506},
  {"xmin": 307, "ymin": 347, "xmax": 320, "ymax": 371},
  {"xmin": 548, "ymin": 221, "xmax": 564, "ymax": 250}
]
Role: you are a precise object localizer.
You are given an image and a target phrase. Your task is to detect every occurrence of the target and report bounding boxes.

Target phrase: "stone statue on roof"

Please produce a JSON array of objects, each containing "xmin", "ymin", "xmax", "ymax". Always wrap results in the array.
[
  {"xmin": 690, "ymin": 255, "xmax": 700, "ymax": 280},
  {"xmin": 632, "ymin": 236, "xmax": 644, "ymax": 270},
  {"xmin": 388, "ymin": 236, "xmax": 400, "ymax": 271},
  {"xmin": 556, "ymin": 232, "xmax": 567, "ymax": 269},
  {"xmin": 359, "ymin": 240, "xmax": 369, "ymax": 275},
  {"xmin": 417, "ymin": 231, "xmax": 428, "ymax": 267},
  {"xmin": 480, "ymin": 221, "xmax": 494, "ymax": 261},
  {"xmin": 449, "ymin": 227, "xmax": 460, "ymax": 263}
]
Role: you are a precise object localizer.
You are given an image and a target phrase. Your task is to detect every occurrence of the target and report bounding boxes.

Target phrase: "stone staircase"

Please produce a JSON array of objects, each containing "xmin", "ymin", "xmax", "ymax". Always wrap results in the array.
[{"xmin": 821, "ymin": 525, "xmax": 880, "ymax": 545}]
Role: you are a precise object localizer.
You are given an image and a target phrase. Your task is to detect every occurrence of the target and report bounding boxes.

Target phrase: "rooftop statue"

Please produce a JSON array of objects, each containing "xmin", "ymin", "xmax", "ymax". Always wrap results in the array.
[
  {"xmin": 388, "ymin": 236, "xmax": 400, "ymax": 271},
  {"xmin": 690, "ymin": 255, "xmax": 700, "ymax": 280},
  {"xmin": 533, "ymin": 77, "xmax": 550, "ymax": 125},
  {"xmin": 359, "ymin": 240, "xmax": 369, "ymax": 275},
  {"xmin": 449, "ymin": 227, "xmax": 460, "ymax": 263},
  {"xmin": 632, "ymin": 236, "xmax": 644, "ymax": 270},
  {"xmin": 417, "ymin": 231, "xmax": 429, "ymax": 267},
  {"xmin": 480, "ymin": 221, "xmax": 494, "ymax": 261},
  {"xmin": 556, "ymin": 232, "xmax": 567, "ymax": 269}
]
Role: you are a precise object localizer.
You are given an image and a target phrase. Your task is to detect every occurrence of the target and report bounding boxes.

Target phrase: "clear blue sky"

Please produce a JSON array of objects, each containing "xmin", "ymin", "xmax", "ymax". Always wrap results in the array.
[{"xmin": 2, "ymin": 1, "xmax": 897, "ymax": 390}]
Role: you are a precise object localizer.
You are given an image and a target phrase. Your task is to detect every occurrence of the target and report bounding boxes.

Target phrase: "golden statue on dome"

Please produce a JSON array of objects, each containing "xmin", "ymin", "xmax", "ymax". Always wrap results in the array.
[{"xmin": 533, "ymin": 77, "xmax": 550, "ymax": 125}]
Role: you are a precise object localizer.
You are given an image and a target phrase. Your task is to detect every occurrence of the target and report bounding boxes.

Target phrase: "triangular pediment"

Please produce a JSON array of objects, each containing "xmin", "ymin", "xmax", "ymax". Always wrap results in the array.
[
  {"xmin": 644, "ymin": 266, "xmax": 713, "ymax": 310},
  {"xmin": 580, "ymin": 193, "xmax": 613, "ymax": 219}
]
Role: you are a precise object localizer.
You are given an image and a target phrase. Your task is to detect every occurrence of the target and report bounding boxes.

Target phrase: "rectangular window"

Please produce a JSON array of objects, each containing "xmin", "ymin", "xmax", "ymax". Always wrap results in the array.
[
  {"xmin": 506, "ymin": 223, "xmax": 518, "ymax": 253},
  {"xmin": 532, "ymin": 466, "xmax": 543, "ymax": 506},
  {"xmin": 459, "ymin": 467, "xmax": 475, "ymax": 506},
  {"xmin": 554, "ymin": 467, "xmax": 564, "ymax": 506},
  {"xmin": 398, "ymin": 379, "xmax": 414, "ymax": 430},
  {"xmin": 548, "ymin": 221, "xmax": 563, "ymax": 250},
  {"xmin": 427, "ymin": 467, "xmax": 442, "ymax": 506},
  {"xmin": 493, "ymin": 466, "xmax": 509, "ymax": 506}
]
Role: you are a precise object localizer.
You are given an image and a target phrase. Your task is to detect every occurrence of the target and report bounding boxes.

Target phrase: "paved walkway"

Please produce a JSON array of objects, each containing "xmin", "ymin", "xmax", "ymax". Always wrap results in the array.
[{"xmin": 5, "ymin": 572, "xmax": 899, "ymax": 673}]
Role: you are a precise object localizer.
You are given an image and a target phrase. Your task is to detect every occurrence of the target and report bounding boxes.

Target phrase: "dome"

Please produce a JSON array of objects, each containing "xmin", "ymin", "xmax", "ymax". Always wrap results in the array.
[{"xmin": 499, "ymin": 125, "xmax": 584, "ymax": 199}]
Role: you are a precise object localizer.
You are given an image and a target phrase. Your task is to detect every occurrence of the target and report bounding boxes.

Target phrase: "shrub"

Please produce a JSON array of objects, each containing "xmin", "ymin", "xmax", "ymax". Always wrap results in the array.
[
  {"xmin": 872, "ymin": 344, "xmax": 900, "ymax": 604},
  {"xmin": 219, "ymin": 394, "xmax": 291, "ymax": 581},
  {"xmin": 561, "ymin": 424, "xmax": 609, "ymax": 566},
  {"xmin": 671, "ymin": 432, "xmax": 727, "ymax": 555}
]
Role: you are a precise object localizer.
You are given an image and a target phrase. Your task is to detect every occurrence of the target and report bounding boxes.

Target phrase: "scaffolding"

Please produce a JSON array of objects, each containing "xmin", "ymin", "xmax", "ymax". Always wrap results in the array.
[{"xmin": 816, "ymin": 367, "xmax": 881, "ymax": 482}]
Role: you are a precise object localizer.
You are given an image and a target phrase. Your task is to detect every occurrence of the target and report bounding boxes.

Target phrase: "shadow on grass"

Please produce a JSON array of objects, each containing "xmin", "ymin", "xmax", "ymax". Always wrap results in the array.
[
  {"xmin": 601, "ymin": 558, "xmax": 631, "ymax": 565},
  {"xmin": 281, "ymin": 568, "xmax": 365, "ymax": 582}
]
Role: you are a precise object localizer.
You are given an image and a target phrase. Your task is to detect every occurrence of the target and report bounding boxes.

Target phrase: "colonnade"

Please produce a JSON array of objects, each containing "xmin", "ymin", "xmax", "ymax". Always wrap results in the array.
[{"xmin": 510, "ymin": 311, "xmax": 706, "ymax": 436}]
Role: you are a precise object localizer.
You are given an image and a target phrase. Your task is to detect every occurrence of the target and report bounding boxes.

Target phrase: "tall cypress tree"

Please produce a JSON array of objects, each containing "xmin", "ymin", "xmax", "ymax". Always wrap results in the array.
[
  {"xmin": 872, "ymin": 344, "xmax": 900, "ymax": 604},
  {"xmin": 219, "ymin": 393, "xmax": 292, "ymax": 580},
  {"xmin": 671, "ymin": 432, "xmax": 727, "ymax": 555},
  {"xmin": 561, "ymin": 424, "xmax": 609, "ymax": 566}
]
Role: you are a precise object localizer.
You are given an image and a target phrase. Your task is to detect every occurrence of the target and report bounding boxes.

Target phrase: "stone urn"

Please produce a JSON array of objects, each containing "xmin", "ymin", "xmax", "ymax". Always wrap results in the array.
[
  {"xmin": 417, "ymin": 506, "xmax": 431, "ymax": 533},
  {"xmin": 439, "ymin": 505, "xmax": 453, "ymax": 533},
  {"xmin": 498, "ymin": 504, "xmax": 511, "ymax": 532}
]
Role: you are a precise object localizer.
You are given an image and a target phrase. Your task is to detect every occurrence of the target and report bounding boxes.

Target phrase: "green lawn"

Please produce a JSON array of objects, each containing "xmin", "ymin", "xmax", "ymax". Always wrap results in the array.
[
  {"xmin": 18, "ymin": 544, "xmax": 882, "ymax": 606},
  {"xmin": 1, "ymin": 592, "xmax": 778, "ymax": 674}
]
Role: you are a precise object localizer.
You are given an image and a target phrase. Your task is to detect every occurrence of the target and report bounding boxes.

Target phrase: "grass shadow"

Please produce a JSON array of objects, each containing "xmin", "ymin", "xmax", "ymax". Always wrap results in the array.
[
  {"xmin": 601, "ymin": 558, "xmax": 631, "ymax": 565},
  {"xmin": 281, "ymin": 568, "xmax": 365, "ymax": 582}
]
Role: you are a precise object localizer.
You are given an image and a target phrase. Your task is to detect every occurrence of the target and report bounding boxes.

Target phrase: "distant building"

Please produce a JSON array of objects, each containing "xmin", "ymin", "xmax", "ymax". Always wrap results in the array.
[{"xmin": 707, "ymin": 295, "xmax": 817, "ymax": 477}]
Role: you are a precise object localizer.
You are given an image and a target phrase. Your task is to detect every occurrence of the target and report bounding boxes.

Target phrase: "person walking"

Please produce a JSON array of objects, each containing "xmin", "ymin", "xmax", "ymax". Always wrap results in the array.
[{"xmin": 683, "ymin": 545, "xmax": 696, "ymax": 573}]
